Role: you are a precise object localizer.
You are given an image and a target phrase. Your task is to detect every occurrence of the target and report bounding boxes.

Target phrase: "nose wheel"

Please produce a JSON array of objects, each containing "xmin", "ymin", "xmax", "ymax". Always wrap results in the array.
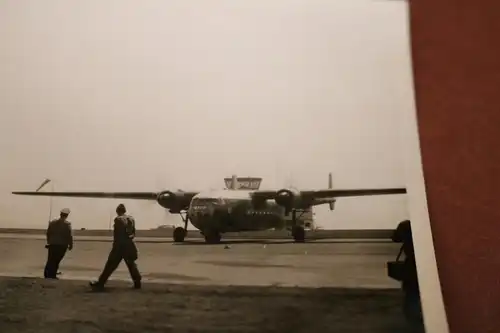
[{"xmin": 173, "ymin": 211, "xmax": 189, "ymax": 243}]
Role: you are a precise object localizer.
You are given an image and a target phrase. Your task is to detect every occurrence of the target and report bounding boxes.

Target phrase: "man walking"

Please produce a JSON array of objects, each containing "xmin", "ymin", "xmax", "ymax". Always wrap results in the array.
[
  {"xmin": 90, "ymin": 203, "xmax": 142, "ymax": 290},
  {"xmin": 44, "ymin": 208, "xmax": 73, "ymax": 279},
  {"xmin": 391, "ymin": 219, "xmax": 423, "ymax": 329}
]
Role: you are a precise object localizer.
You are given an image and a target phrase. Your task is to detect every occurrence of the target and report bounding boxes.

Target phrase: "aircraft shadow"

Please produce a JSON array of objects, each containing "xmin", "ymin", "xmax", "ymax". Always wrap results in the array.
[
  {"xmin": 172, "ymin": 239, "xmax": 390, "ymax": 246},
  {"xmin": 74, "ymin": 238, "xmax": 390, "ymax": 245},
  {"xmin": 175, "ymin": 239, "xmax": 296, "ymax": 246}
]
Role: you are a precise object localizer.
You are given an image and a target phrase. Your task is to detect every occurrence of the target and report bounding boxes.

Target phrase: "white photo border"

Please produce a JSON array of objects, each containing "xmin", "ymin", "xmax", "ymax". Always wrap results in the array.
[{"xmin": 400, "ymin": 3, "xmax": 450, "ymax": 332}]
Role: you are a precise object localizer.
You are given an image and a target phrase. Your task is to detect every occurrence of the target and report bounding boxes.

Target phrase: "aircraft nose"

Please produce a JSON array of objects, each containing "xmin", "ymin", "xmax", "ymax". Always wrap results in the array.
[{"xmin": 197, "ymin": 212, "xmax": 210, "ymax": 218}]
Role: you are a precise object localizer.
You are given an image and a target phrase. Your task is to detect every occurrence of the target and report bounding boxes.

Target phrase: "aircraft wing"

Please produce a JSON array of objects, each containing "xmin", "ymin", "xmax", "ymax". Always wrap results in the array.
[
  {"xmin": 11, "ymin": 191, "xmax": 159, "ymax": 200},
  {"xmin": 11, "ymin": 189, "xmax": 201, "ymax": 213},
  {"xmin": 301, "ymin": 188, "xmax": 407, "ymax": 198},
  {"xmin": 251, "ymin": 187, "xmax": 406, "ymax": 200}
]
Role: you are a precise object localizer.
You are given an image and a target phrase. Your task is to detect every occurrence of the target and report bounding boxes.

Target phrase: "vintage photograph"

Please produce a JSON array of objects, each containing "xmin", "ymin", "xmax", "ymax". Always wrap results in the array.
[{"xmin": 0, "ymin": 0, "xmax": 443, "ymax": 332}]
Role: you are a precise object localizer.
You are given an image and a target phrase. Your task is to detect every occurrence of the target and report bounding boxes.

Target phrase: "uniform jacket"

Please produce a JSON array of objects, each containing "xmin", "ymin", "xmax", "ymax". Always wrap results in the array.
[
  {"xmin": 46, "ymin": 218, "xmax": 73, "ymax": 247},
  {"xmin": 113, "ymin": 214, "xmax": 137, "ymax": 243},
  {"xmin": 113, "ymin": 214, "xmax": 138, "ymax": 260}
]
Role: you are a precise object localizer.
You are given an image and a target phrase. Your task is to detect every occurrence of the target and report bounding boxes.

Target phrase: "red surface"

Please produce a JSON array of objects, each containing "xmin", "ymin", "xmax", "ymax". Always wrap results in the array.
[{"xmin": 409, "ymin": 1, "xmax": 500, "ymax": 332}]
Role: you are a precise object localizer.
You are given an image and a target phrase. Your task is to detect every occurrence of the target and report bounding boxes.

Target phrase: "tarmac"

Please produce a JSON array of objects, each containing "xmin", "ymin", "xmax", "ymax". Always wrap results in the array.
[{"xmin": 0, "ymin": 234, "xmax": 401, "ymax": 289}]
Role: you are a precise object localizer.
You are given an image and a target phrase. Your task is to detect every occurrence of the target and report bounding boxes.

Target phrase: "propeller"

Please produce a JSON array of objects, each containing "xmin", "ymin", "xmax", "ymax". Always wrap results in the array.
[
  {"xmin": 135, "ymin": 175, "xmax": 171, "ymax": 228},
  {"xmin": 282, "ymin": 173, "xmax": 297, "ymax": 216},
  {"xmin": 328, "ymin": 172, "xmax": 335, "ymax": 211},
  {"xmin": 284, "ymin": 173, "xmax": 298, "ymax": 191},
  {"xmin": 155, "ymin": 176, "xmax": 173, "ymax": 222}
]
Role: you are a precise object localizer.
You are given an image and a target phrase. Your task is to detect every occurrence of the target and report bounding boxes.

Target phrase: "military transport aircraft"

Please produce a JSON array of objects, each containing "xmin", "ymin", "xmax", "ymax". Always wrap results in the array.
[{"xmin": 12, "ymin": 173, "xmax": 406, "ymax": 243}]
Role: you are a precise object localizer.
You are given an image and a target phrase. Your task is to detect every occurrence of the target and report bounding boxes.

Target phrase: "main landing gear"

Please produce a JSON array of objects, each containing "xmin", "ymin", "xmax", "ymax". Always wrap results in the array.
[
  {"xmin": 201, "ymin": 209, "xmax": 230, "ymax": 244},
  {"xmin": 202, "ymin": 230, "xmax": 222, "ymax": 244},
  {"xmin": 173, "ymin": 211, "xmax": 189, "ymax": 243},
  {"xmin": 290, "ymin": 210, "xmax": 306, "ymax": 243}
]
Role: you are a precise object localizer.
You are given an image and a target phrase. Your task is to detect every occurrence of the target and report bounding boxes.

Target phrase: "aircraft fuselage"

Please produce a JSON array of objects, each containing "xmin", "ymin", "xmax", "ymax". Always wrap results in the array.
[{"xmin": 186, "ymin": 189, "xmax": 288, "ymax": 233}]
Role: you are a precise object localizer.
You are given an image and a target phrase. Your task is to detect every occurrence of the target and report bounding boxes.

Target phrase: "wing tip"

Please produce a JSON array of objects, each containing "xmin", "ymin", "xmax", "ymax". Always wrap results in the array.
[{"xmin": 12, "ymin": 191, "xmax": 35, "ymax": 195}]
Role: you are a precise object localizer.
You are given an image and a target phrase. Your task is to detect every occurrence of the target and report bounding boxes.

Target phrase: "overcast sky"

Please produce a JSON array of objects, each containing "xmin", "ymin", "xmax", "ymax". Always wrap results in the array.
[{"xmin": 0, "ymin": 0, "xmax": 414, "ymax": 230}]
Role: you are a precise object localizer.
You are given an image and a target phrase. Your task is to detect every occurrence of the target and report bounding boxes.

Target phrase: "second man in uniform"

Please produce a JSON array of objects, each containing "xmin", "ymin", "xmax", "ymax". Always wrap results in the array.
[
  {"xmin": 44, "ymin": 208, "xmax": 73, "ymax": 279},
  {"xmin": 90, "ymin": 203, "xmax": 142, "ymax": 290}
]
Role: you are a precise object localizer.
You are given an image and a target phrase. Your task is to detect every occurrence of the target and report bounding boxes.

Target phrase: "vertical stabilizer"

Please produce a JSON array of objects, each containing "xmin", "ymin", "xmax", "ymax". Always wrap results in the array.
[
  {"xmin": 328, "ymin": 172, "xmax": 335, "ymax": 210},
  {"xmin": 224, "ymin": 176, "xmax": 262, "ymax": 190}
]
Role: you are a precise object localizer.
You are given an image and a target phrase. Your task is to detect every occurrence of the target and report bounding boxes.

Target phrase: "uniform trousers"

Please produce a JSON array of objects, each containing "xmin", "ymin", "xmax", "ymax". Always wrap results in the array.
[
  {"xmin": 97, "ymin": 242, "xmax": 141, "ymax": 284},
  {"xmin": 44, "ymin": 244, "xmax": 67, "ymax": 278}
]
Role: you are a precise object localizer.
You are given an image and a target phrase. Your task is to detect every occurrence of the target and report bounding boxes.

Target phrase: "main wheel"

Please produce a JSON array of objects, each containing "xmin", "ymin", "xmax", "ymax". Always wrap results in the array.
[
  {"xmin": 204, "ymin": 231, "xmax": 221, "ymax": 244},
  {"xmin": 292, "ymin": 226, "xmax": 305, "ymax": 243},
  {"xmin": 173, "ymin": 227, "xmax": 187, "ymax": 243}
]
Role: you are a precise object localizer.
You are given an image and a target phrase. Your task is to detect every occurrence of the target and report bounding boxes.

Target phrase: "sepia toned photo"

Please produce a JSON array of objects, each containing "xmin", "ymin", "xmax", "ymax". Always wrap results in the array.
[{"xmin": 0, "ymin": 0, "xmax": 446, "ymax": 332}]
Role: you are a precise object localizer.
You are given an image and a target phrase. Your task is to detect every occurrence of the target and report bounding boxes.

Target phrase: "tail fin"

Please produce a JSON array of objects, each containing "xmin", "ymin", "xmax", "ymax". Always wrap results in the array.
[
  {"xmin": 328, "ymin": 172, "xmax": 335, "ymax": 211},
  {"xmin": 231, "ymin": 175, "xmax": 237, "ymax": 190}
]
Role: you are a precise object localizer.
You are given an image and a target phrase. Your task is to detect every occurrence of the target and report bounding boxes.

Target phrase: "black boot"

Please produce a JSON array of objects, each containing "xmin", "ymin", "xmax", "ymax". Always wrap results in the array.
[
  {"xmin": 133, "ymin": 280, "xmax": 141, "ymax": 289},
  {"xmin": 89, "ymin": 280, "xmax": 105, "ymax": 291}
]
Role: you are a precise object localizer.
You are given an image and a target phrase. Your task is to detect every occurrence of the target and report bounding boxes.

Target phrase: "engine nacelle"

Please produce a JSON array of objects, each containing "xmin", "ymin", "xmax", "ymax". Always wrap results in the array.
[
  {"xmin": 275, "ymin": 188, "xmax": 301, "ymax": 212},
  {"xmin": 156, "ymin": 190, "xmax": 181, "ymax": 209}
]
